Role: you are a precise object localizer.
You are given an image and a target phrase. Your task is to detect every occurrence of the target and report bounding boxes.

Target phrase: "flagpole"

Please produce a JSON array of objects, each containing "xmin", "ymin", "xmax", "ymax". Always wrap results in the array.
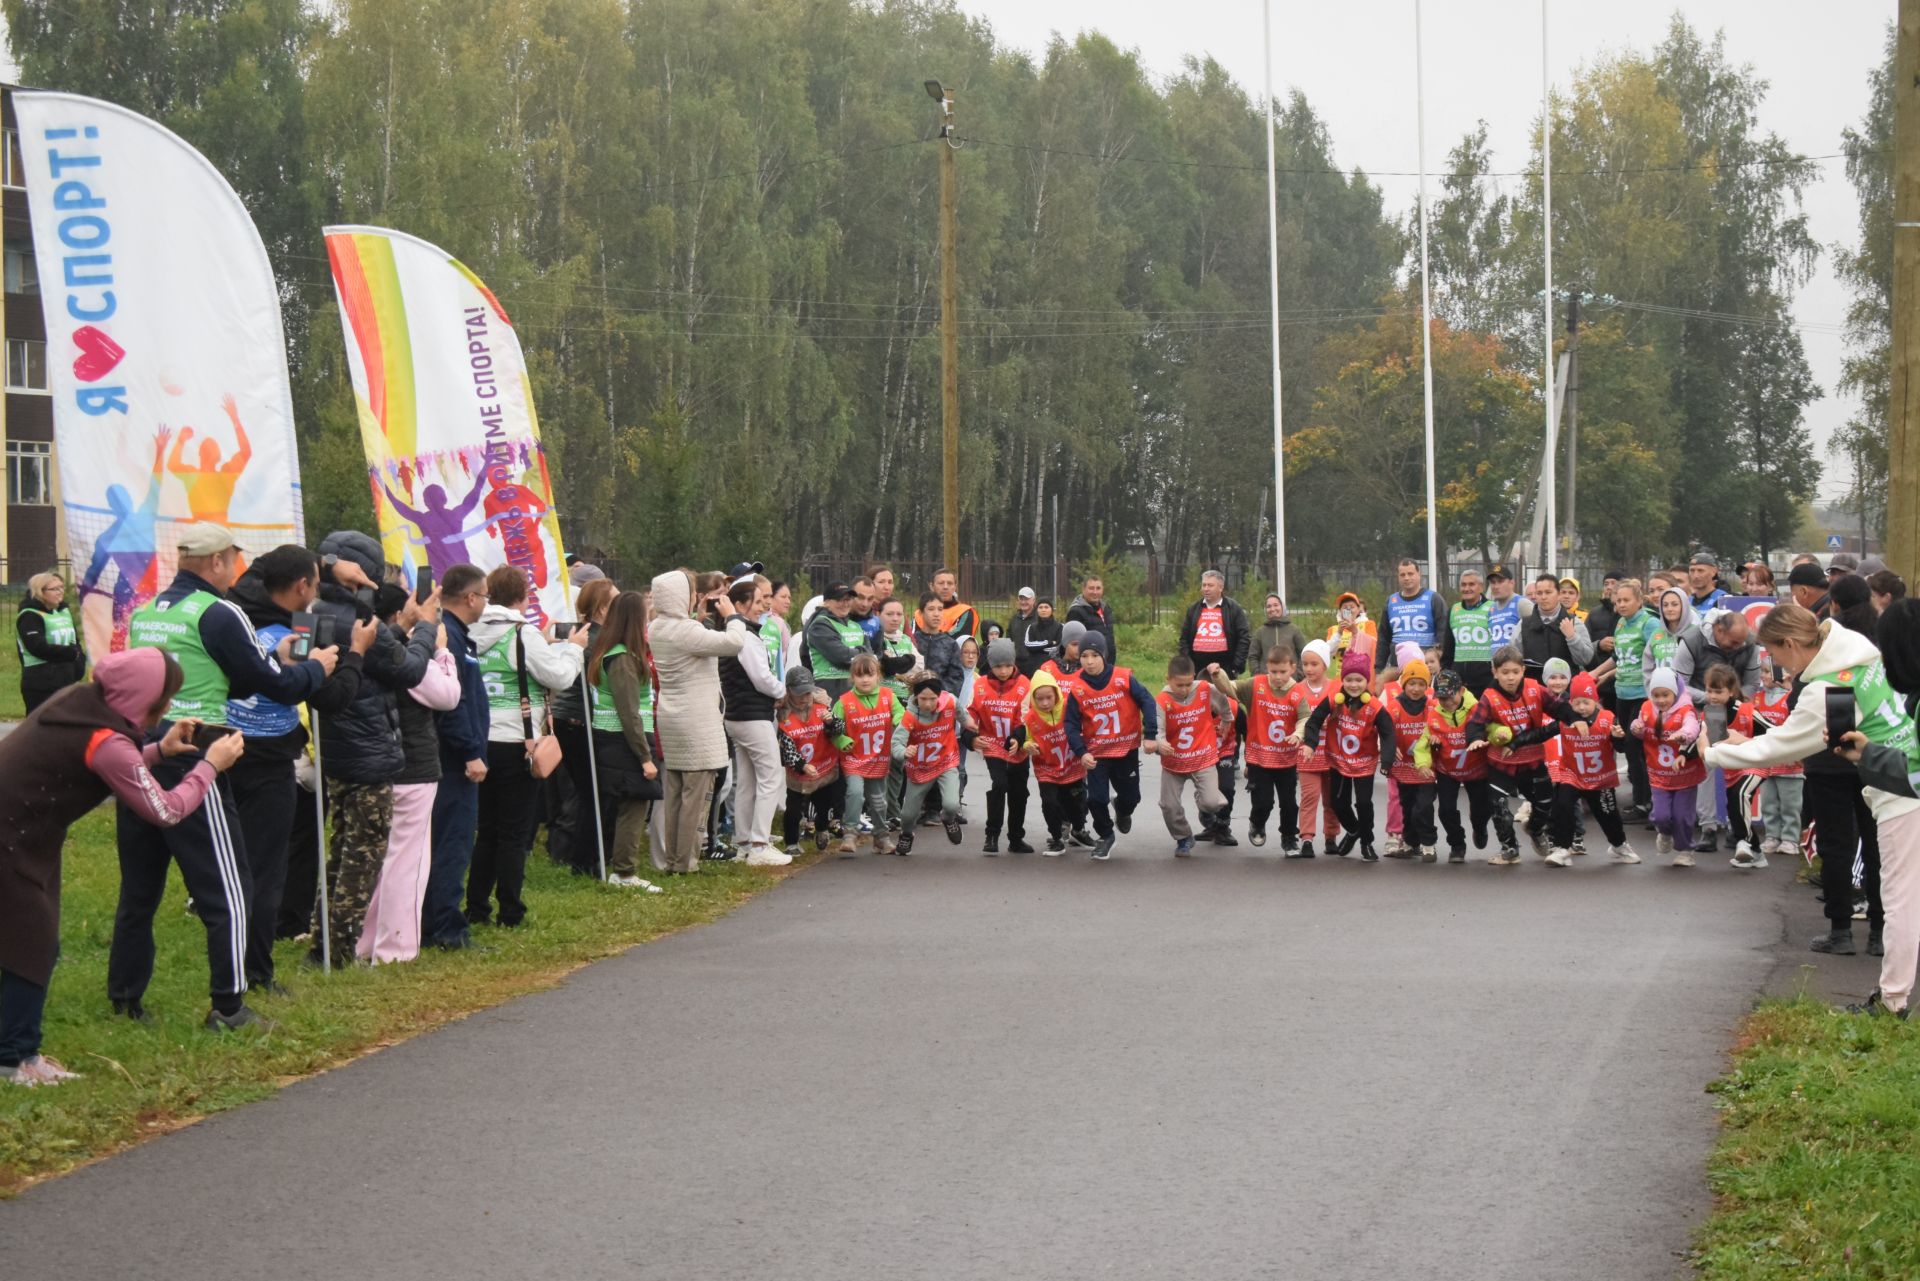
[
  {"xmin": 1415, "ymin": 0, "xmax": 1440, "ymax": 586},
  {"xmin": 1541, "ymin": 0, "xmax": 1558, "ymax": 575},
  {"xmin": 1262, "ymin": 0, "xmax": 1288, "ymax": 602}
]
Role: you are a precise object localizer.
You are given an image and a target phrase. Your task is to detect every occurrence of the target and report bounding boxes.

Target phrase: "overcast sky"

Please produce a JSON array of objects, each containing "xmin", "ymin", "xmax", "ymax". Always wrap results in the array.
[{"xmin": 962, "ymin": 0, "xmax": 1886, "ymax": 504}]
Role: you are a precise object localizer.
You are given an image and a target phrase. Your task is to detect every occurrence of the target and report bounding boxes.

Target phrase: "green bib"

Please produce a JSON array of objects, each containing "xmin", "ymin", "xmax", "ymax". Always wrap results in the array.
[
  {"xmin": 18, "ymin": 605, "xmax": 76, "ymax": 668},
  {"xmin": 1449, "ymin": 601, "xmax": 1493, "ymax": 664},
  {"xmin": 1612, "ymin": 611, "xmax": 1654, "ymax": 696},
  {"xmin": 1647, "ymin": 628, "xmax": 1679, "ymax": 671},
  {"xmin": 477, "ymin": 634, "xmax": 522, "ymax": 715},
  {"xmin": 759, "ymin": 615, "xmax": 784, "ymax": 673},
  {"xmin": 809, "ymin": 615, "xmax": 866, "ymax": 680},
  {"xmin": 128, "ymin": 589, "xmax": 230, "ymax": 723},
  {"xmin": 590, "ymin": 644, "xmax": 653, "ymax": 735},
  {"xmin": 1810, "ymin": 658, "xmax": 1920, "ymax": 775}
]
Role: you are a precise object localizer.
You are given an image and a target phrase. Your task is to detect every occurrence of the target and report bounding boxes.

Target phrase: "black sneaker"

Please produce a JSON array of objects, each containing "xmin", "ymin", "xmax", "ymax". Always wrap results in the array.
[
  {"xmin": 1868, "ymin": 927, "xmax": 1885, "ymax": 957},
  {"xmin": 1007, "ymin": 838, "xmax": 1035, "ymax": 854},
  {"xmin": 708, "ymin": 843, "xmax": 738, "ymax": 861},
  {"xmin": 1448, "ymin": 846, "xmax": 1466, "ymax": 864},
  {"xmin": 1090, "ymin": 837, "xmax": 1114, "ymax": 861},
  {"xmin": 1192, "ymin": 827, "xmax": 1216, "ymax": 845},
  {"xmin": 983, "ymin": 835, "xmax": 1000, "ymax": 855},
  {"xmin": 814, "ymin": 829, "xmax": 832, "ymax": 853},
  {"xmin": 253, "ymin": 979, "xmax": 293, "ymax": 1000},
  {"xmin": 1069, "ymin": 827, "xmax": 1097, "ymax": 848},
  {"xmin": 1693, "ymin": 830, "xmax": 1720, "ymax": 854},
  {"xmin": 1360, "ymin": 844, "xmax": 1379, "ymax": 862},
  {"xmin": 1810, "ymin": 928, "xmax": 1855, "ymax": 955},
  {"xmin": 896, "ymin": 829, "xmax": 917, "ymax": 855},
  {"xmin": 1845, "ymin": 991, "xmax": 1911, "ymax": 1018},
  {"xmin": 1046, "ymin": 836, "xmax": 1065, "ymax": 854},
  {"xmin": 944, "ymin": 816, "xmax": 963, "ymax": 844},
  {"xmin": 1472, "ymin": 828, "xmax": 1488, "ymax": 851},
  {"xmin": 1116, "ymin": 812, "xmax": 1133, "ymax": 835},
  {"xmin": 1331, "ymin": 833, "xmax": 1356, "ymax": 857},
  {"xmin": 205, "ymin": 1005, "xmax": 274, "ymax": 1033},
  {"xmin": 1297, "ymin": 840, "xmax": 1316, "ymax": 859},
  {"xmin": 111, "ymin": 999, "xmax": 153, "ymax": 1024},
  {"xmin": 1250, "ymin": 828, "xmax": 1267, "ymax": 848},
  {"xmin": 1210, "ymin": 827, "xmax": 1239, "ymax": 848}
]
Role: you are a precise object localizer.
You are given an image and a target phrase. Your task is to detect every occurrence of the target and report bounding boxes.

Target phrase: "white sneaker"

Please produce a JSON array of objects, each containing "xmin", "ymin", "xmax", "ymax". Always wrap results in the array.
[
  {"xmin": 1489, "ymin": 848, "xmax": 1521, "ymax": 866},
  {"xmin": 1512, "ymin": 800, "xmax": 1532, "ymax": 828},
  {"xmin": 1730, "ymin": 841, "xmax": 1768, "ymax": 870},
  {"xmin": 1655, "ymin": 833, "xmax": 1674, "ymax": 856},
  {"xmin": 1610, "ymin": 844, "xmax": 1641, "ymax": 865},
  {"xmin": 1383, "ymin": 834, "xmax": 1407, "ymax": 857},
  {"xmin": 1760, "ymin": 837, "xmax": 1781, "ymax": 856},
  {"xmin": 1, "ymin": 1055, "xmax": 81, "ymax": 1087},
  {"xmin": 1545, "ymin": 847, "xmax": 1572, "ymax": 867},
  {"xmin": 745, "ymin": 846, "xmax": 793, "ymax": 867},
  {"xmin": 1672, "ymin": 852, "xmax": 1695, "ymax": 868},
  {"xmin": 607, "ymin": 874, "xmax": 665, "ymax": 893}
]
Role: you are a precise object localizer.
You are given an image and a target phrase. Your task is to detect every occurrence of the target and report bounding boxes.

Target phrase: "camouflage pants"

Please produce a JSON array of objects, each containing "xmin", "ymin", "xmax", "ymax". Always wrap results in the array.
[{"xmin": 315, "ymin": 781, "xmax": 394, "ymax": 960}]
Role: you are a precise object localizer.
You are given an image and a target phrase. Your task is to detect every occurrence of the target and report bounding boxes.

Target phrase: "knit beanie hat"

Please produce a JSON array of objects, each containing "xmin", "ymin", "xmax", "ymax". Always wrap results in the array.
[
  {"xmin": 1396, "ymin": 640, "xmax": 1422, "ymax": 668},
  {"xmin": 1542, "ymin": 657, "xmax": 1572, "ymax": 683},
  {"xmin": 1301, "ymin": 638, "xmax": 1332, "ymax": 671},
  {"xmin": 1081, "ymin": 632, "xmax": 1108, "ymax": 660},
  {"xmin": 1061, "ymin": 620, "xmax": 1087, "ymax": 649},
  {"xmin": 1400, "ymin": 657, "xmax": 1431, "ymax": 686},
  {"xmin": 1570, "ymin": 672, "xmax": 1599, "ymax": 702},
  {"xmin": 987, "ymin": 637, "xmax": 1017, "ymax": 669},
  {"xmin": 1340, "ymin": 649, "xmax": 1372, "ymax": 681},
  {"xmin": 1646, "ymin": 668, "xmax": 1681, "ymax": 698}
]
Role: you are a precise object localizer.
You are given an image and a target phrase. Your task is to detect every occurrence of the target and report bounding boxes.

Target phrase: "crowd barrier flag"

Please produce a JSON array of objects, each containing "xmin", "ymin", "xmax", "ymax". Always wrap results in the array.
[
  {"xmin": 14, "ymin": 92, "xmax": 304, "ymax": 658},
  {"xmin": 324, "ymin": 226, "xmax": 572, "ymax": 623}
]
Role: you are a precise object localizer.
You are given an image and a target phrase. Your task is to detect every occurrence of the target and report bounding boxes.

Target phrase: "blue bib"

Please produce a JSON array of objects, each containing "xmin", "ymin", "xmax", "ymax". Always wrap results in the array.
[
  {"xmin": 224, "ymin": 622, "xmax": 303, "ymax": 737},
  {"xmin": 1385, "ymin": 588, "xmax": 1439, "ymax": 649},
  {"xmin": 1488, "ymin": 596, "xmax": 1522, "ymax": 649}
]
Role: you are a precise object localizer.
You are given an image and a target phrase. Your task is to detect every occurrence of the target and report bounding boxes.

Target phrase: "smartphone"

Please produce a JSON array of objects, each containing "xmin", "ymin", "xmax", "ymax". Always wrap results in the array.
[
  {"xmin": 191, "ymin": 723, "xmax": 237, "ymax": 752},
  {"xmin": 313, "ymin": 613, "xmax": 339, "ymax": 652},
  {"xmin": 552, "ymin": 621, "xmax": 576, "ymax": 639},
  {"xmin": 1825, "ymin": 687, "xmax": 1856, "ymax": 746},
  {"xmin": 416, "ymin": 568, "xmax": 435, "ymax": 605},
  {"xmin": 288, "ymin": 610, "xmax": 318, "ymax": 659}
]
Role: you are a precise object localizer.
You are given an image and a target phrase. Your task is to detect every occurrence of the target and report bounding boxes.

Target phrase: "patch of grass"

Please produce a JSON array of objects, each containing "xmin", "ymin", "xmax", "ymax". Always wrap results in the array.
[
  {"xmin": 1696, "ymin": 997, "xmax": 1920, "ymax": 1279},
  {"xmin": 0, "ymin": 629, "xmax": 24, "ymax": 720},
  {"xmin": 1, "ymin": 806, "xmax": 815, "ymax": 1194}
]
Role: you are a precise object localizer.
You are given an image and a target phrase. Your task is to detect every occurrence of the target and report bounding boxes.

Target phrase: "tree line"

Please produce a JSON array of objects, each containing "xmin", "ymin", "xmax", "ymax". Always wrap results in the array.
[{"xmin": 6, "ymin": 1, "xmax": 1855, "ymax": 582}]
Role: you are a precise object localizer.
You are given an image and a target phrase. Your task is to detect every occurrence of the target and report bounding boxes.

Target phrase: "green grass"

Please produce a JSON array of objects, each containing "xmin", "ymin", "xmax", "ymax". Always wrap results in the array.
[
  {"xmin": 1, "ymin": 807, "xmax": 815, "ymax": 1194},
  {"xmin": 1697, "ymin": 997, "xmax": 1920, "ymax": 1279},
  {"xmin": 1, "ymin": 632, "xmax": 24, "ymax": 720}
]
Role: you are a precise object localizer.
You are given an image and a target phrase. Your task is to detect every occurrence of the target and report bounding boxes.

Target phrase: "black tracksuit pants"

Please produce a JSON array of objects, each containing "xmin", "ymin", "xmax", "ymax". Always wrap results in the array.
[
  {"xmin": 1329, "ymin": 772, "xmax": 1375, "ymax": 845},
  {"xmin": 1550, "ymin": 782, "xmax": 1627, "ymax": 850},
  {"xmin": 1038, "ymin": 780, "xmax": 1089, "ymax": 838},
  {"xmin": 783, "ymin": 778, "xmax": 846, "ymax": 847},
  {"xmin": 110, "ymin": 764, "xmax": 251, "ymax": 1009},
  {"xmin": 1807, "ymin": 770, "xmax": 1882, "ymax": 932},
  {"xmin": 229, "ymin": 757, "xmax": 297, "ymax": 986},
  {"xmin": 984, "ymin": 756, "xmax": 1031, "ymax": 841},
  {"xmin": 1086, "ymin": 752, "xmax": 1141, "ymax": 839},
  {"xmin": 470, "ymin": 741, "xmax": 540, "ymax": 927},
  {"xmin": 1247, "ymin": 764, "xmax": 1299, "ymax": 842},
  {"xmin": 1399, "ymin": 780, "xmax": 1438, "ymax": 848},
  {"xmin": 1436, "ymin": 774, "xmax": 1495, "ymax": 852}
]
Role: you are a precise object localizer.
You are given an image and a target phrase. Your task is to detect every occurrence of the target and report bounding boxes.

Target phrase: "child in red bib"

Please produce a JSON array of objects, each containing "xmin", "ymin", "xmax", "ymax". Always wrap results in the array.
[
  {"xmin": 1385, "ymin": 657, "xmax": 1438, "ymax": 860},
  {"xmin": 1012, "ymin": 667, "xmax": 1093, "ymax": 852},
  {"xmin": 1063, "ymin": 633, "xmax": 1159, "ymax": 861},
  {"xmin": 778, "ymin": 668, "xmax": 844, "ymax": 853},
  {"xmin": 893, "ymin": 673, "xmax": 965, "ymax": 854},
  {"xmin": 832, "ymin": 653, "xmax": 904, "ymax": 854},
  {"xmin": 1298, "ymin": 649, "xmax": 1397, "ymax": 860},
  {"xmin": 1213, "ymin": 644, "xmax": 1308, "ymax": 853},
  {"xmin": 970, "ymin": 638, "xmax": 1034, "ymax": 854},
  {"xmin": 1427, "ymin": 669, "xmax": 1499, "ymax": 862},
  {"xmin": 1735, "ymin": 663, "xmax": 1803, "ymax": 866},
  {"xmin": 1293, "ymin": 640, "xmax": 1342, "ymax": 855},
  {"xmin": 1465, "ymin": 646, "xmax": 1560, "ymax": 865},
  {"xmin": 1539, "ymin": 671, "xmax": 1636, "ymax": 866},
  {"xmin": 1631, "ymin": 668, "xmax": 1704, "ymax": 865},
  {"xmin": 1152, "ymin": 655, "xmax": 1230, "ymax": 857}
]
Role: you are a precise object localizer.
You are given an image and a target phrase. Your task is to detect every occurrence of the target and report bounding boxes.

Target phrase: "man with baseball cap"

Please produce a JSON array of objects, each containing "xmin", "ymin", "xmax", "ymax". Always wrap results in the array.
[
  {"xmin": 1788, "ymin": 561, "xmax": 1833, "ymax": 619},
  {"xmin": 1484, "ymin": 564, "xmax": 1532, "ymax": 652},
  {"xmin": 1008, "ymin": 586, "xmax": 1060, "ymax": 678},
  {"xmin": 113, "ymin": 523, "xmax": 341, "ymax": 1031},
  {"xmin": 1688, "ymin": 553, "xmax": 1727, "ymax": 611}
]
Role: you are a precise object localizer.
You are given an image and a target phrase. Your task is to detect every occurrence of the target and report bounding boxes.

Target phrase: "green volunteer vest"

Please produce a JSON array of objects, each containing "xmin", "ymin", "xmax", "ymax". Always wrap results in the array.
[
  {"xmin": 1647, "ymin": 627, "xmax": 1679, "ymax": 671},
  {"xmin": 589, "ymin": 644, "xmax": 653, "ymax": 735},
  {"xmin": 1809, "ymin": 657, "xmax": 1920, "ymax": 774},
  {"xmin": 18, "ymin": 604, "xmax": 76, "ymax": 668},
  {"xmin": 128, "ymin": 589, "xmax": 230, "ymax": 723},
  {"xmin": 1449, "ymin": 600, "xmax": 1494, "ymax": 664},
  {"xmin": 1612, "ymin": 610, "xmax": 1654, "ymax": 696},
  {"xmin": 477, "ymin": 633, "xmax": 522, "ymax": 714},
  {"xmin": 759, "ymin": 615, "xmax": 784, "ymax": 673},
  {"xmin": 809, "ymin": 615, "xmax": 866, "ymax": 680}
]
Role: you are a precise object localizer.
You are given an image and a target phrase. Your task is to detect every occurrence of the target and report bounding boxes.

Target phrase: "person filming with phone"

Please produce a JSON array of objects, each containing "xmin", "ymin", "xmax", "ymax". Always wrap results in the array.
[{"xmin": 113, "ymin": 522, "xmax": 338, "ymax": 1031}]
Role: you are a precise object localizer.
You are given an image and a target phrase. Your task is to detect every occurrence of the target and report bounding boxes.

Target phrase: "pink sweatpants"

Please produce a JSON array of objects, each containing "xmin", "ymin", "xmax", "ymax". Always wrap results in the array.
[
  {"xmin": 1386, "ymin": 778, "xmax": 1403, "ymax": 836},
  {"xmin": 1875, "ymin": 805, "xmax": 1920, "ymax": 1013},
  {"xmin": 1299, "ymin": 769, "xmax": 1342, "ymax": 841},
  {"xmin": 360, "ymin": 780, "xmax": 438, "ymax": 965}
]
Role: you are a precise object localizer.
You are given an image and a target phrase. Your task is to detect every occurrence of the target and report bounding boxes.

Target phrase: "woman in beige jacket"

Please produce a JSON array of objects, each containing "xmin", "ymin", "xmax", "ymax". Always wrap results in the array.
[{"xmin": 647, "ymin": 568, "xmax": 745, "ymax": 871}]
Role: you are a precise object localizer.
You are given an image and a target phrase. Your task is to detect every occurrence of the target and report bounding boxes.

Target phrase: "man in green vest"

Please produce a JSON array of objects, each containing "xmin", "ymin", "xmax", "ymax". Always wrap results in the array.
[
  {"xmin": 109, "ymin": 523, "xmax": 339, "ymax": 1032},
  {"xmin": 1441, "ymin": 569, "xmax": 1497, "ymax": 696},
  {"xmin": 804, "ymin": 581, "xmax": 867, "ymax": 701}
]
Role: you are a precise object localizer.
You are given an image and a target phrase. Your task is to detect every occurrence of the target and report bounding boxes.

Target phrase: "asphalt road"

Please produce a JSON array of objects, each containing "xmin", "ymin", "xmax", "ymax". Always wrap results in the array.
[{"xmin": 4, "ymin": 757, "xmax": 1853, "ymax": 1280}]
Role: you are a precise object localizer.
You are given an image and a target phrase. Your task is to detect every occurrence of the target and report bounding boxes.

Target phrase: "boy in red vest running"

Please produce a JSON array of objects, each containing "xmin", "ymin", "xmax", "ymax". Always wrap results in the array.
[
  {"xmin": 778, "ymin": 668, "xmax": 844, "ymax": 853},
  {"xmin": 970, "ymin": 638, "xmax": 1033, "ymax": 854},
  {"xmin": 1466, "ymin": 646, "xmax": 1558, "ymax": 866},
  {"xmin": 832, "ymin": 653, "xmax": 903, "ymax": 854},
  {"xmin": 1011, "ymin": 667, "xmax": 1095, "ymax": 853},
  {"xmin": 1427, "ymin": 669, "xmax": 1498, "ymax": 863},
  {"xmin": 1297, "ymin": 649, "xmax": 1397, "ymax": 860},
  {"xmin": 894, "ymin": 673, "xmax": 966, "ymax": 854},
  {"xmin": 1384, "ymin": 656, "xmax": 1439, "ymax": 861},
  {"xmin": 1540, "ymin": 671, "xmax": 1638, "ymax": 867},
  {"xmin": 1152, "ymin": 655, "xmax": 1231, "ymax": 858},
  {"xmin": 1209, "ymin": 645, "xmax": 1309, "ymax": 854},
  {"xmin": 1063, "ymin": 633, "xmax": 1159, "ymax": 861},
  {"xmin": 1631, "ymin": 669, "xmax": 1704, "ymax": 866}
]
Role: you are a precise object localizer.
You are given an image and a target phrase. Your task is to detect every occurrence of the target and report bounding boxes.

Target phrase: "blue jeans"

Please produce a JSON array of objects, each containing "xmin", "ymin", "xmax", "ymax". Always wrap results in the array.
[
  {"xmin": 424, "ymin": 773, "xmax": 479, "ymax": 945},
  {"xmin": 0, "ymin": 969, "xmax": 48, "ymax": 1067}
]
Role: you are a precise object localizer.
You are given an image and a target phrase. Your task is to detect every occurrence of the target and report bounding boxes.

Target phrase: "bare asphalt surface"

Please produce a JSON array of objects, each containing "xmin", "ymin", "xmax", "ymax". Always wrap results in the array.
[{"xmin": 4, "ymin": 756, "xmax": 1868, "ymax": 1280}]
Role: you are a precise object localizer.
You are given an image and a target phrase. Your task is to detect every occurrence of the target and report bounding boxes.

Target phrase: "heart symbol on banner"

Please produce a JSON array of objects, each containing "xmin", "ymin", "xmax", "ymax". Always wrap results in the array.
[{"xmin": 72, "ymin": 325, "xmax": 126, "ymax": 382}]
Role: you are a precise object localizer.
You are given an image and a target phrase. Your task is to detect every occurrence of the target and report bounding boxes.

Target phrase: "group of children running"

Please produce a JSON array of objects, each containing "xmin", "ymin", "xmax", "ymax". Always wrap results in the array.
[{"xmin": 769, "ymin": 609, "xmax": 1802, "ymax": 867}]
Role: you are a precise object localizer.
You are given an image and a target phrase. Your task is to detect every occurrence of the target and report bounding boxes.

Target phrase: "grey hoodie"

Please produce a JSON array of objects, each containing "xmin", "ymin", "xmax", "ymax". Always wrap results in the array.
[{"xmin": 1642, "ymin": 588, "xmax": 1696, "ymax": 690}]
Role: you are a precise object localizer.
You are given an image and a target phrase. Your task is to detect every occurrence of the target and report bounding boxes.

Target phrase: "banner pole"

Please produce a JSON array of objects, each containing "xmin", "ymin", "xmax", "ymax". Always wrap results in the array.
[
  {"xmin": 581, "ymin": 668, "xmax": 608, "ymax": 880},
  {"xmin": 311, "ymin": 717, "xmax": 332, "ymax": 974}
]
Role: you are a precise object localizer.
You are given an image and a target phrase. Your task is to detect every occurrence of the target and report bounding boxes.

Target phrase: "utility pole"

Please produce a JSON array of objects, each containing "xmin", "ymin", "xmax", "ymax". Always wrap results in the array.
[
  {"xmin": 927, "ymin": 79, "xmax": 961, "ymax": 568},
  {"xmin": 1889, "ymin": 1, "xmax": 1920, "ymax": 579},
  {"xmin": 1563, "ymin": 285, "xmax": 1580, "ymax": 562}
]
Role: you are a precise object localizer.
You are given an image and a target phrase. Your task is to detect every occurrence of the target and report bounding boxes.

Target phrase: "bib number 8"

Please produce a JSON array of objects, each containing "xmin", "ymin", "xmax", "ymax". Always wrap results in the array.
[{"xmin": 1656, "ymin": 744, "xmax": 1678, "ymax": 769}]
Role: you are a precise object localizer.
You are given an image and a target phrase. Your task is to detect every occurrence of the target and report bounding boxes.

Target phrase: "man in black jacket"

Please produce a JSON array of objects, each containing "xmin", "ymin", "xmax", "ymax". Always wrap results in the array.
[
  {"xmin": 424, "ymin": 563, "xmax": 491, "ymax": 950},
  {"xmin": 310, "ymin": 531, "xmax": 437, "ymax": 963},
  {"xmin": 1178, "ymin": 570, "xmax": 1251, "ymax": 678},
  {"xmin": 1067, "ymin": 576, "xmax": 1117, "ymax": 664},
  {"xmin": 1008, "ymin": 587, "xmax": 1061, "ymax": 677},
  {"xmin": 225, "ymin": 546, "xmax": 375, "ymax": 992}
]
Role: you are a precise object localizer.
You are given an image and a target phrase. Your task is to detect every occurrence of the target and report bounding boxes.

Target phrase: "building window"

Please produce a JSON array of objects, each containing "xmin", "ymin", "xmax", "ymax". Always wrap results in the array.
[
  {"xmin": 1, "ymin": 129, "xmax": 21, "ymax": 189},
  {"xmin": 6, "ymin": 338, "xmax": 47, "ymax": 392},
  {"xmin": 4, "ymin": 243, "xmax": 37, "ymax": 295},
  {"xmin": 6, "ymin": 440, "xmax": 53, "ymax": 506}
]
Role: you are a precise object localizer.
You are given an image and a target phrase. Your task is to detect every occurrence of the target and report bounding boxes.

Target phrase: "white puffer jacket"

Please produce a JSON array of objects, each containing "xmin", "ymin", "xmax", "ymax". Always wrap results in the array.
[{"xmin": 647, "ymin": 569, "xmax": 745, "ymax": 771}]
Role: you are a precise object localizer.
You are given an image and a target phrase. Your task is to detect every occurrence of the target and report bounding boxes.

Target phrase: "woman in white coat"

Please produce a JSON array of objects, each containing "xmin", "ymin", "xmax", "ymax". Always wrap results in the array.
[{"xmin": 648, "ymin": 568, "xmax": 745, "ymax": 872}]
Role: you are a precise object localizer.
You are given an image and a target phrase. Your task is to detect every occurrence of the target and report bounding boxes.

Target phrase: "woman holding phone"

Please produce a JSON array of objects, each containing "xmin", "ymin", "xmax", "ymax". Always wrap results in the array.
[
  {"xmin": 551, "ymin": 577, "xmax": 620, "ymax": 877},
  {"xmin": 2, "ymin": 648, "xmax": 244, "ymax": 1086},
  {"xmin": 647, "ymin": 568, "xmax": 744, "ymax": 873}
]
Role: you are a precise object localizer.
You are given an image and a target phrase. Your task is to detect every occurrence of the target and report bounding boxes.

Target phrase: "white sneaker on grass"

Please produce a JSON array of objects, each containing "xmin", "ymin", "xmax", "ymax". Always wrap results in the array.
[
  {"xmin": 608, "ymin": 874, "xmax": 665, "ymax": 893},
  {"xmin": 745, "ymin": 846, "xmax": 793, "ymax": 867}
]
